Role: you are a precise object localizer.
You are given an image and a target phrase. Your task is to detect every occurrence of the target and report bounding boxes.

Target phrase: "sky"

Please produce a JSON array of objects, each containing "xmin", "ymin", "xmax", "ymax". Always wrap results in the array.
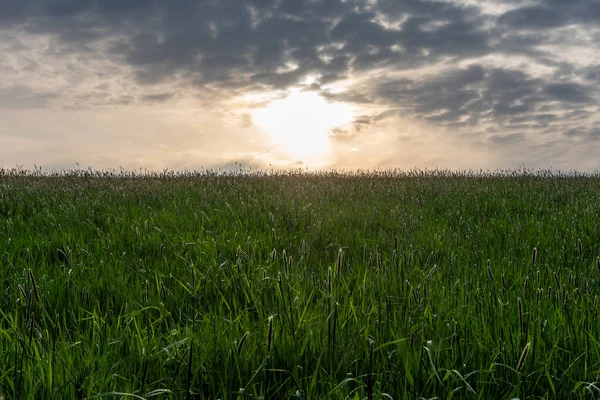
[{"xmin": 1, "ymin": 0, "xmax": 599, "ymax": 171}]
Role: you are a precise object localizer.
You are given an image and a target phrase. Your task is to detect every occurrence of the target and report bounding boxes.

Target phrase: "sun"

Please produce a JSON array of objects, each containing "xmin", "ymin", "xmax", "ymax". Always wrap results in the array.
[{"xmin": 252, "ymin": 89, "xmax": 353, "ymax": 163}]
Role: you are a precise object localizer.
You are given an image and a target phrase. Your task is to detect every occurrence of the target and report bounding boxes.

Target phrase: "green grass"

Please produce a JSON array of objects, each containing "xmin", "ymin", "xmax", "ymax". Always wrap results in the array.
[{"xmin": 1, "ymin": 167, "xmax": 600, "ymax": 399}]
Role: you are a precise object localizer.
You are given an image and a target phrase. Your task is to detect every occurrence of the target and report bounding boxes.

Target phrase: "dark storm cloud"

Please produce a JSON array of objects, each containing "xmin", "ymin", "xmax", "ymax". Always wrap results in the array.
[{"xmin": 0, "ymin": 0, "xmax": 598, "ymax": 147}]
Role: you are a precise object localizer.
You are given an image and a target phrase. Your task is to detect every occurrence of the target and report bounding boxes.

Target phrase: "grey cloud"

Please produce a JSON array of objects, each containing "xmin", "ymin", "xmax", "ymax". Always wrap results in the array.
[
  {"xmin": 373, "ymin": 65, "xmax": 596, "ymax": 136},
  {"xmin": 338, "ymin": 1, "xmax": 492, "ymax": 72},
  {"xmin": 350, "ymin": 110, "xmax": 397, "ymax": 131},
  {"xmin": 120, "ymin": 4, "xmax": 335, "ymax": 87},
  {"xmin": 0, "ymin": 3, "xmax": 31, "ymax": 24},
  {"xmin": 377, "ymin": 0, "xmax": 478, "ymax": 20},
  {"xmin": 2, "ymin": 0, "xmax": 494, "ymax": 91},
  {"xmin": 583, "ymin": 66, "xmax": 600, "ymax": 81},
  {"xmin": 563, "ymin": 110, "xmax": 592, "ymax": 121},
  {"xmin": 497, "ymin": 6, "xmax": 567, "ymax": 29},
  {"xmin": 374, "ymin": 65, "xmax": 489, "ymax": 127},
  {"xmin": 487, "ymin": 132, "xmax": 525, "ymax": 145},
  {"xmin": 498, "ymin": 1, "xmax": 600, "ymax": 30},
  {"xmin": 320, "ymin": 89, "xmax": 374, "ymax": 104},
  {"xmin": 492, "ymin": 1, "xmax": 600, "ymax": 78},
  {"xmin": 0, "ymin": 0, "xmax": 598, "ymax": 158},
  {"xmin": 564, "ymin": 127, "xmax": 600, "ymax": 140},
  {"xmin": 541, "ymin": 0, "xmax": 600, "ymax": 23},
  {"xmin": 535, "ymin": 114, "xmax": 558, "ymax": 122},
  {"xmin": 331, "ymin": 12, "xmax": 395, "ymax": 47},
  {"xmin": 398, "ymin": 16, "xmax": 490, "ymax": 57},
  {"xmin": 564, "ymin": 128, "xmax": 584, "ymax": 137},
  {"xmin": 544, "ymin": 83, "xmax": 590, "ymax": 103},
  {"xmin": 0, "ymin": 85, "xmax": 58, "ymax": 108},
  {"xmin": 141, "ymin": 93, "xmax": 175, "ymax": 103}
]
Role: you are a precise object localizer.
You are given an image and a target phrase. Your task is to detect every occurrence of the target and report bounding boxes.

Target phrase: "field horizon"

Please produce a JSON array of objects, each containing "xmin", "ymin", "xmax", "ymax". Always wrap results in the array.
[{"xmin": 3, "ymin": 165, "xmax": 600, "ymax": 179}]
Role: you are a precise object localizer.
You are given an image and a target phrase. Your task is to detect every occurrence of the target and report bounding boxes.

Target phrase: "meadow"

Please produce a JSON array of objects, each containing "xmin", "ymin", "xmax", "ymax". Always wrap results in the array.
[{"xmin": 1, "ymin": 167, "xmax": 600, "ymax": 399}]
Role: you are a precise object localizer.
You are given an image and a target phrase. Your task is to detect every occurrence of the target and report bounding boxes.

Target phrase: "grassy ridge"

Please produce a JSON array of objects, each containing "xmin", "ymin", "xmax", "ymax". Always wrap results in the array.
[{"xmin": 1, "ymin": 169, "xmax": 600, "ymax": 399}]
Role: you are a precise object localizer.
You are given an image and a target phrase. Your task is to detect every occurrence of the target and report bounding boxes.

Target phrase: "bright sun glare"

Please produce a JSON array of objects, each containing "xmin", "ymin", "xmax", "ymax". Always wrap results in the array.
[{"xmin": 252, "ymin": 89, "xmax": 353, "ymax": 163}]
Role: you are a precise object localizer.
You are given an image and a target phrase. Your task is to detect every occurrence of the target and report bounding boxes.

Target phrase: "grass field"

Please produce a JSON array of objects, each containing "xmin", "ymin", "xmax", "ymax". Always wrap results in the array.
[{"xmin": 1, "ymin": 168, "xmax": 600, "ymax": 399}]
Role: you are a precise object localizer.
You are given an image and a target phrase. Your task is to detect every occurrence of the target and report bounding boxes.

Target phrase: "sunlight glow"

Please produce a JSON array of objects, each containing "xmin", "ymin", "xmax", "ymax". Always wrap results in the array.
[{"xmin": 252, "ymin": 89, "xmax": 353, "ymax": 162}]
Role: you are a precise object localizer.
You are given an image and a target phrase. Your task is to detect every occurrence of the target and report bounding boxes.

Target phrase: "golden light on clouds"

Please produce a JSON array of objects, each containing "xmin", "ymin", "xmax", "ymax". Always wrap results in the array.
[{"xmin": 252, "ymin": 89, "xmax": 353, "ymax": 164}]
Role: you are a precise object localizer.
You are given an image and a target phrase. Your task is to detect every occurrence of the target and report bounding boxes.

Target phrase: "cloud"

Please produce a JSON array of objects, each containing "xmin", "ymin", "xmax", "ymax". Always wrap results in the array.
[
  {"xmin": 487, "ymin": 132, "xmax": 525, "ymax": 145},
  {"xmin": 543, "ymin": 83, "xmax": 590, "ymax": 103},
  {"xmin": 498, "ymin": 1, "xmax": 600, "ymax": 29},
  {"xmin": 141, "ymin": 93, "xmax": 175, "ymax": 103},
  {"xmin": 0, "ymin": 85, "xmax": 58, "ymax": 108},
  {"xmin": 497, "ymin": 6, "xmax": 567, "ymax": 29},
  {"xmin": 2, "ymin": 0, "xmax": 492, "ymax": 92},
  {"xmin": 371, "ymin": 64, "xmax": 597, "ymax": 142},
  {"xmin": 0, "ymin": 0, "xmax": 599, "ymax": 170}
]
